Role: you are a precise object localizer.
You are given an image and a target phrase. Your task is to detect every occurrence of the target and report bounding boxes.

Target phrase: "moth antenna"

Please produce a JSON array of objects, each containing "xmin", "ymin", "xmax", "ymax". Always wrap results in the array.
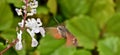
[{"xmin": 53, "ymin": 16, "xmax": 60, "ymax": 24}]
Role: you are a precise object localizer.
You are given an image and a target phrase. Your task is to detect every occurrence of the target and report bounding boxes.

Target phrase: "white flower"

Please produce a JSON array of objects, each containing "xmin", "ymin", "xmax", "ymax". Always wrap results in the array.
[
  {"xmin": 26, "ymin": 29, "xmax": 38, "ymax": 47},
  {"xmin": 39, "ymin": 27, "xmax": 45, "ymax": 37},
  {"xmin": 31, "ymin": 38, "xmax": 38, "ymax": 47},
  {"xmin": 36, "ymin": 18, "xmax": 42, "ymax": 26},
  {"xmin": 25, "ymin": 18, "xmax": 45, "ymax": 37},
  {"xmin": 22, "ymin": 5, "xmax": 26, "ymax": 9},
  {"xmin": 18, "ymin": 20, "xmax": 24, "ymax": 27},
  {"xmin": 15, "ymin": 30, "xmax": 23, "ymax": 50},
  {"xmin": 27, "ymin": 9, "xmax": 36, "ymax": 16},
  {"xmin": 15, "ymin": 8, "xmax": 22, "ymax": 16},
  {"xmin": 26, "ymin": 29, "xmax": 35, "ymax": 37},
  {"xmin": 29, "ymin": 1, "xmax": 38, "ymax": 8},
  {"xmin": 31, "ymin": 9, "xmax": 36, "ymax": 14},
  {"xmin": 25, "ymin": 18, "xmax": 45, "ymax": 47},
  {"xmin": 15, "ymin": 41, "xmax": 22, "ymax": 50},
  {"xmin": 27, "ymin": 12, "xmax": 34, "ymax": 16}
]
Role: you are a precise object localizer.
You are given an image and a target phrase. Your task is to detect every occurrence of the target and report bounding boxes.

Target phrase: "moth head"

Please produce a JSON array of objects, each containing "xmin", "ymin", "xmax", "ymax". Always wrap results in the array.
[{"xmin": 57, "ymin": 26, "xmax": 67, "ymax": 38}]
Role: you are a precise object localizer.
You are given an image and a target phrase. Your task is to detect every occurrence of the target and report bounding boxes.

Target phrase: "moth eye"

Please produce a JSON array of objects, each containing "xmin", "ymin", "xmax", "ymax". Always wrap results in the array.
[
  {"xmin": 57, "ymin": 26, "xmax": 63, "ymax": 32},
  {"xmin": 57, "ymin": 26, "xmax": 66, "ymax": 32},
  {"xmin": 58, "ymin": 27, "xmax": 63, "ymax": 31}
]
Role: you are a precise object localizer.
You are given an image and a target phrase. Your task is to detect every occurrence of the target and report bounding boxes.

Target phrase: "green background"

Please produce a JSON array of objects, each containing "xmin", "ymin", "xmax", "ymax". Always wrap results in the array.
[{"xmin": 0, "ymin": 0, "xmax": 120, "ymax": 55}]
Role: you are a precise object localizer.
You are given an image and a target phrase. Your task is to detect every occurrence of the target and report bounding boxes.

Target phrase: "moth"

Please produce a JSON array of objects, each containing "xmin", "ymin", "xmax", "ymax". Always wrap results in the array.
[{"xmin": 46, "ymin": 25, "xmax": 78, "ymax": 46}]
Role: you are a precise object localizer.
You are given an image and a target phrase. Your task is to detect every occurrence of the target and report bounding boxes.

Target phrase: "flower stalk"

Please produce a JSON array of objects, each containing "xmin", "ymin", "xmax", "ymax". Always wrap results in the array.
[{"xmin": 15, "ymin": 0, "xmax": 45, "ymax": 50}]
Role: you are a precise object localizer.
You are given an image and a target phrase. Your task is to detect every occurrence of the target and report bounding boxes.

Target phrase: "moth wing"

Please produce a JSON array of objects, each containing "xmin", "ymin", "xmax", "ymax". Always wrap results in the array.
[
  {"xmin": 46, "ymin": 27, "xmax": 63, "ymax": 39},
  {"xmin": 66, "ymin": 32, "xmax": 78, "ymax": 46}
]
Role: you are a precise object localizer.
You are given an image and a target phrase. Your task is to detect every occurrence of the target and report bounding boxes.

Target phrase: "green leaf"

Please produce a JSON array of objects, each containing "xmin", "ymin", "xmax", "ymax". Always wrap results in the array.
[
  {"xmin": 97, "ymin": 36, "xmax": 120, "ymax": 55},
  {"xmin": 106, "ymin": 13, "xmax": 120, "ymax": 36},
  {"xmin": 4, "ymin": 47, "xmax": 18, "ymax": 55},
  {"xmin": 1, "ymin": 29, "xmax": 16, "ymax": 43},
  {"xmin": 115, "ymin": 0, "xmax": 120, "ymax": 12},
  {"xmin": 74, "ymin": 49, "xmax": 91, "ymax": 55},
  {"xmin": 37, "ymin": 34, "xmax": 68, "ymax": 55},
  {"xmin": 37, "ymin": 6, "xmax": 49, "ymax": 15},
  {"xmin": 90, "ymin": 0, "xmax": 115, "ymax": 27},
  {"xmin": 0, "ymin": 0, "xmax": 13, "ymax": 31},
  {"xmin": 36, "ymin": 6, "xmax": 50, "ymax": 26},
  {"xmin": 0, "ymin": 0, "xmax": 6, "ymax": 13},
  {"xmin": 11, "ymin": 17, "xmax": 22, "ymax": 28},
  {"xmin": 47, "ymin": 0, "xmax": 57, "ymax": 15},
  {"xmin": 58, "ymin": 0, "xmax": 93, "ymax": 18},
  {"xmin": 16, "ymin": 48, "xmax": 26, "ymax": 55},
  {"xmin": 17, "ymin": 49, "xmax": 26, "ymax": 55},
  {"xmin": 66, "ymin": 15, "xmax": 99, "ymax": 49},
  {"xmin": 7, "ymin": 0, "xmax": 23, "ymax": 7},
  {"xmin": 0, "ymin": 43, "xmax": 5, "ymax": 51},
  {"xmin": 51, "ymin": 46, "xmax": 76, "ymax": 55}
]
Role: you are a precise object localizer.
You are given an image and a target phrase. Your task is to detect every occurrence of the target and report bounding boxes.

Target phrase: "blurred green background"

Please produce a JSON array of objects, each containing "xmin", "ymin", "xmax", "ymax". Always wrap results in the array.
[{"xmin": 0, "ymin": 0, "xmax": 120, "ymax": 55}]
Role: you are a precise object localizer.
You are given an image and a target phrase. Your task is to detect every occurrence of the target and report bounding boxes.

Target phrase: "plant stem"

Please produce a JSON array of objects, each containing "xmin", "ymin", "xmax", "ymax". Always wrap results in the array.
[{"xmin": 0, "ymin": 39, "xmax": 19, "ymax": 55}]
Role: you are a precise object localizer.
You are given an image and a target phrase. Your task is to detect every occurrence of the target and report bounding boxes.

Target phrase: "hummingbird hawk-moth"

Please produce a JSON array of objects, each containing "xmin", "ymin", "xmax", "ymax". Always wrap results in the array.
[{"xmin": 46, "ymin": 25, "xmax": 78, "ymax": 46}]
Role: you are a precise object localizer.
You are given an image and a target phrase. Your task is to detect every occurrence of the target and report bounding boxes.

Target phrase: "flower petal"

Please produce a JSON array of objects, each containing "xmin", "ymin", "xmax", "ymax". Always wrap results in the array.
[
  {"xmin": 27, "ymin": 29, "xmax": 35, "ymax": 37},
  {"xmin": 15, "ymin": 41, "xmax": 23, "ymax": 50},
  {"xmin": 31, "ymin": 38, "xmax": 38, "ymax": 47},
  {"xmin": 18, "ymin": 20, "xmax": 24, "ymax": 28},
  {"xmin": 15, "ymin": 8, "xmax": 22, "ymax": 16},
  {"xmin": 39, "ymin": 27, "xmax": 45, "ymax": 37}
]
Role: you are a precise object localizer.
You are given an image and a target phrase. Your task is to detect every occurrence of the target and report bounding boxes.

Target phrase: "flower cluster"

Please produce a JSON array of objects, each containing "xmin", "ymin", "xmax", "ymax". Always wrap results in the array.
[
  {"xmin": 15, "ymin": 0, "xmax": 45, "ymax": 50},
  {"xmin": 15, "ymin": 0, "xmax": 38, "ymax": 16},
  {"xmin": 25, "ymin": 18, "xmax": 45, "ymax": 47}
]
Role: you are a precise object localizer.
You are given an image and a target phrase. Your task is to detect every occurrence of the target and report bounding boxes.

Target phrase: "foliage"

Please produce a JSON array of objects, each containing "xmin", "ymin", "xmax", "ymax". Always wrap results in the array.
[{"xmin": 0, "ymin": 0, "xmax": 120, "ymax": 55}]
